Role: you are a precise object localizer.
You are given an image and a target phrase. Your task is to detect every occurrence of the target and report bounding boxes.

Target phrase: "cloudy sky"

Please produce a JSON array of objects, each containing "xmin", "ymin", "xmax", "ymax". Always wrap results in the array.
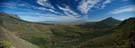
[{"xmin": 0, "ymin": 0, "xmax": 134, "ymax": 22}]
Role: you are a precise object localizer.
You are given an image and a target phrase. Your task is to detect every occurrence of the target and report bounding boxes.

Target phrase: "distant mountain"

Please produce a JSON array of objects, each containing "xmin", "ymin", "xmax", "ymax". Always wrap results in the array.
[
  {"xmin": 96, "ymin": 17, "xmax": 121, "ymax": 28},
  {"xmin": 79, "ymin": 17, "xmax": 121, "ymax": 30},
  {"xmin": 99, "ymin": 17, "xmax": 121, "ymax": 25},
  {"xmin": 101, "ymin": 17, "xmax": 120, "ymax": 22},
  {"xmin": 78, "ymin": 17, "xmax": 135, "ymax": 48}
]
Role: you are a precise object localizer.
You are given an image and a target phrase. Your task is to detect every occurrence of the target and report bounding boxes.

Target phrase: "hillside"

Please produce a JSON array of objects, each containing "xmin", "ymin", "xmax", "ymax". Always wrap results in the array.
[
  {"xmin": 0, "ymin": 12, "xmax": 134, "ymax": 48},
  {"xmin": 0, "ymin": 12, "xmax": 52, "ymax": 48},
  {"xmin": 0, "ymin": 26, "xmax": 39, "ymax": 48},
  {"xmin": 78, "ymin": 17, "xmax": 135, "ymax": 48}
]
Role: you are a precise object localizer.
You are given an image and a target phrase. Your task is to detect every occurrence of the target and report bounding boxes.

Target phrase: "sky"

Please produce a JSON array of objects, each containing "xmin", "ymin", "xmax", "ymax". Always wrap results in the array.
[{"xmin": 0, "ymin": 0, "xmax": 135, "ymax": 22}]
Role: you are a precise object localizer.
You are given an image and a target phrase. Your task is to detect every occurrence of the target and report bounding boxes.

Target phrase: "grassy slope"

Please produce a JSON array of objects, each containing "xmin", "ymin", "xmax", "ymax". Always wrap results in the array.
[
  {"xmin": 0, "ymin": 12, "xmax": 52, "ymax": 48},
  {"xmin": 0, "ymin": 13, "xmax": 111, "ymax": 48},
  {"xmin": 0, "ymin": 13, "xmax": 90, "ymax": 48},
  {"xmin": 1, "ymin": 12, "xmax": 133, "ymax": 48},
  {"xmin": 78, "ymin": 18, "xmax": 135, "ymax": 48},
  {"xmin": 0, "ymin": 27, "xmax": 39, "ymax": 48}
]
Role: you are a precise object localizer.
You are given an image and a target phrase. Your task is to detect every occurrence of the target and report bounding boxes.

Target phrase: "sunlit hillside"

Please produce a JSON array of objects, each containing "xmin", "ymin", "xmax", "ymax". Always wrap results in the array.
[{"xmin": 0, "ymin": 12, "xmax": 134, "ymax": 48}]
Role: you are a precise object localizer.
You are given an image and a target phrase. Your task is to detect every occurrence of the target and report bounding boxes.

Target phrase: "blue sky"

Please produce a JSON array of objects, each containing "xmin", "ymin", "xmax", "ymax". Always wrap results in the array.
[{"xmin": 0, "ymin": 0, "xmax": 135, "ymax": 22}]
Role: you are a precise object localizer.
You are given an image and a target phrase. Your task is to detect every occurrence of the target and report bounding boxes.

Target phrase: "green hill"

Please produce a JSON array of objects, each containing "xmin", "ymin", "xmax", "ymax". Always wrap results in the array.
[
  {"xmin": 0, "ymin": 12, "xmax": 134, "ymax": 48},
  {"xmin": 79, "ymin": 17, "xmax": 121, "ymax": 33},
  {"xmin": 0, "ymin": 12, "xmax": 51, "ymax": 48},
  {"xmin": 78, "ymin": 17, "xmax": 135, "ymax": 48}
]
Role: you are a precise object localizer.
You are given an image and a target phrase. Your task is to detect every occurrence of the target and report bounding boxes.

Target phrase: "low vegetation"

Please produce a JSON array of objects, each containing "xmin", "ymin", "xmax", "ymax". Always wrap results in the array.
[{"xmin": 0, "ymin": 12, "xmax": 134, "ymax": 48}]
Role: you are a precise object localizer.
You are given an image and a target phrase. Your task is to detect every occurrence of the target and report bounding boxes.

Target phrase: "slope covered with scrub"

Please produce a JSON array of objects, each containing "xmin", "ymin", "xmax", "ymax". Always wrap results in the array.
[{"xmin": 78, "ymin": 18, "xmax": 135, "ymax": 48}]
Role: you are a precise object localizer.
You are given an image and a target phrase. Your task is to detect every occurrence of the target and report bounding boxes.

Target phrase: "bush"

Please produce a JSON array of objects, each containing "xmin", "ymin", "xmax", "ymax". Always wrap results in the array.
[{"xmin": 0, "ymin": 40, "xmax": 12, "ymax": 48}]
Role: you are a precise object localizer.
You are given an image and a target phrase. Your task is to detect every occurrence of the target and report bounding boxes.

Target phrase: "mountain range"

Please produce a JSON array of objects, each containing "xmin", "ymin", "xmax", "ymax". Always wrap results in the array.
[{"xmin": 0, "ymin": 12, "xmax": 134, "ymax": 48}]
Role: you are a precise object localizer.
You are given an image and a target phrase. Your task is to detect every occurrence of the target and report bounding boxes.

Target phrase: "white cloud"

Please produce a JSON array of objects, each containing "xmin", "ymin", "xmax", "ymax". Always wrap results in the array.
[
  {"xmin": 101, "ymin": 0, "xmax": 112, "ymax": 8},
  {"xmin": 42, "ymin": 15, "xmax": 81, "ymax": 22},
  {"xmin": 36, "ymin": 0, "xmax": 63, "ymax": 14},
  {"xmin": 37, "ymin": 0, "xmax": 54, "ymax": 9},
  {"xmin": 78, "ymin": 0, "xmax": 100, "ymax": 14},
  {"xmin": 37, "ymin": 0, "xmax": 47, "ymax": 6},
  {"xmin": 32, "ymin": 6, "xmax": 59, "ymax": 14},
  {"xmin": 1, "ymin": 2, "xmax": 58, "ymax": 14},
  {"xmin": 58, "ymin": 5, "xmax": 80, "ymax": 17},
  {"xmin": 15, "ymin": 11, "xmax": 82, "ymax": 22},
  {"xmin": 33, "ymin": 5, "xmax": 82, "ymax": 22},
  {"xmin": 110, "ymin": 5, "xmax": 135, "ymax": 14},
  {"xmin": 1, "ymin": 0, "xmax": 84, "ymax": 22},
  {"xmin": 20, "ymin": 14, "xmax": 82, "ymax": 22},
  {"xmin": 94, "ymin": 0, "xmax": 114, "ymax": 9},
  {"xmin": 1, "ymin": 2, "xmax": 25, "ymax": 8},
  {"xmin": 0, "ymin": 2, "xmax": 33, "ymax": 9}
]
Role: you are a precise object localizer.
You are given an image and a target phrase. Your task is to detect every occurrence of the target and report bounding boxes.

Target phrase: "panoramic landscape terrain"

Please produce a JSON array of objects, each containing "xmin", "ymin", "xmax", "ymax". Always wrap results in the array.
[
  {"xmin": 0, "ymin": 0, "xmax": 135, "ymax": 48},
  {"xmin": 0, "ymin": 12, "xmax": 135, "ymax": 48}
]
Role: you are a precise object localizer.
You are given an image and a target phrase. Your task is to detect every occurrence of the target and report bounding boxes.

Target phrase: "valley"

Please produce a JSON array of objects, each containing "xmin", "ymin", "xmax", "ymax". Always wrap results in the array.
[{"xmin": 0, "ymin": 12, "xmax": 135, "ymax": 48}]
